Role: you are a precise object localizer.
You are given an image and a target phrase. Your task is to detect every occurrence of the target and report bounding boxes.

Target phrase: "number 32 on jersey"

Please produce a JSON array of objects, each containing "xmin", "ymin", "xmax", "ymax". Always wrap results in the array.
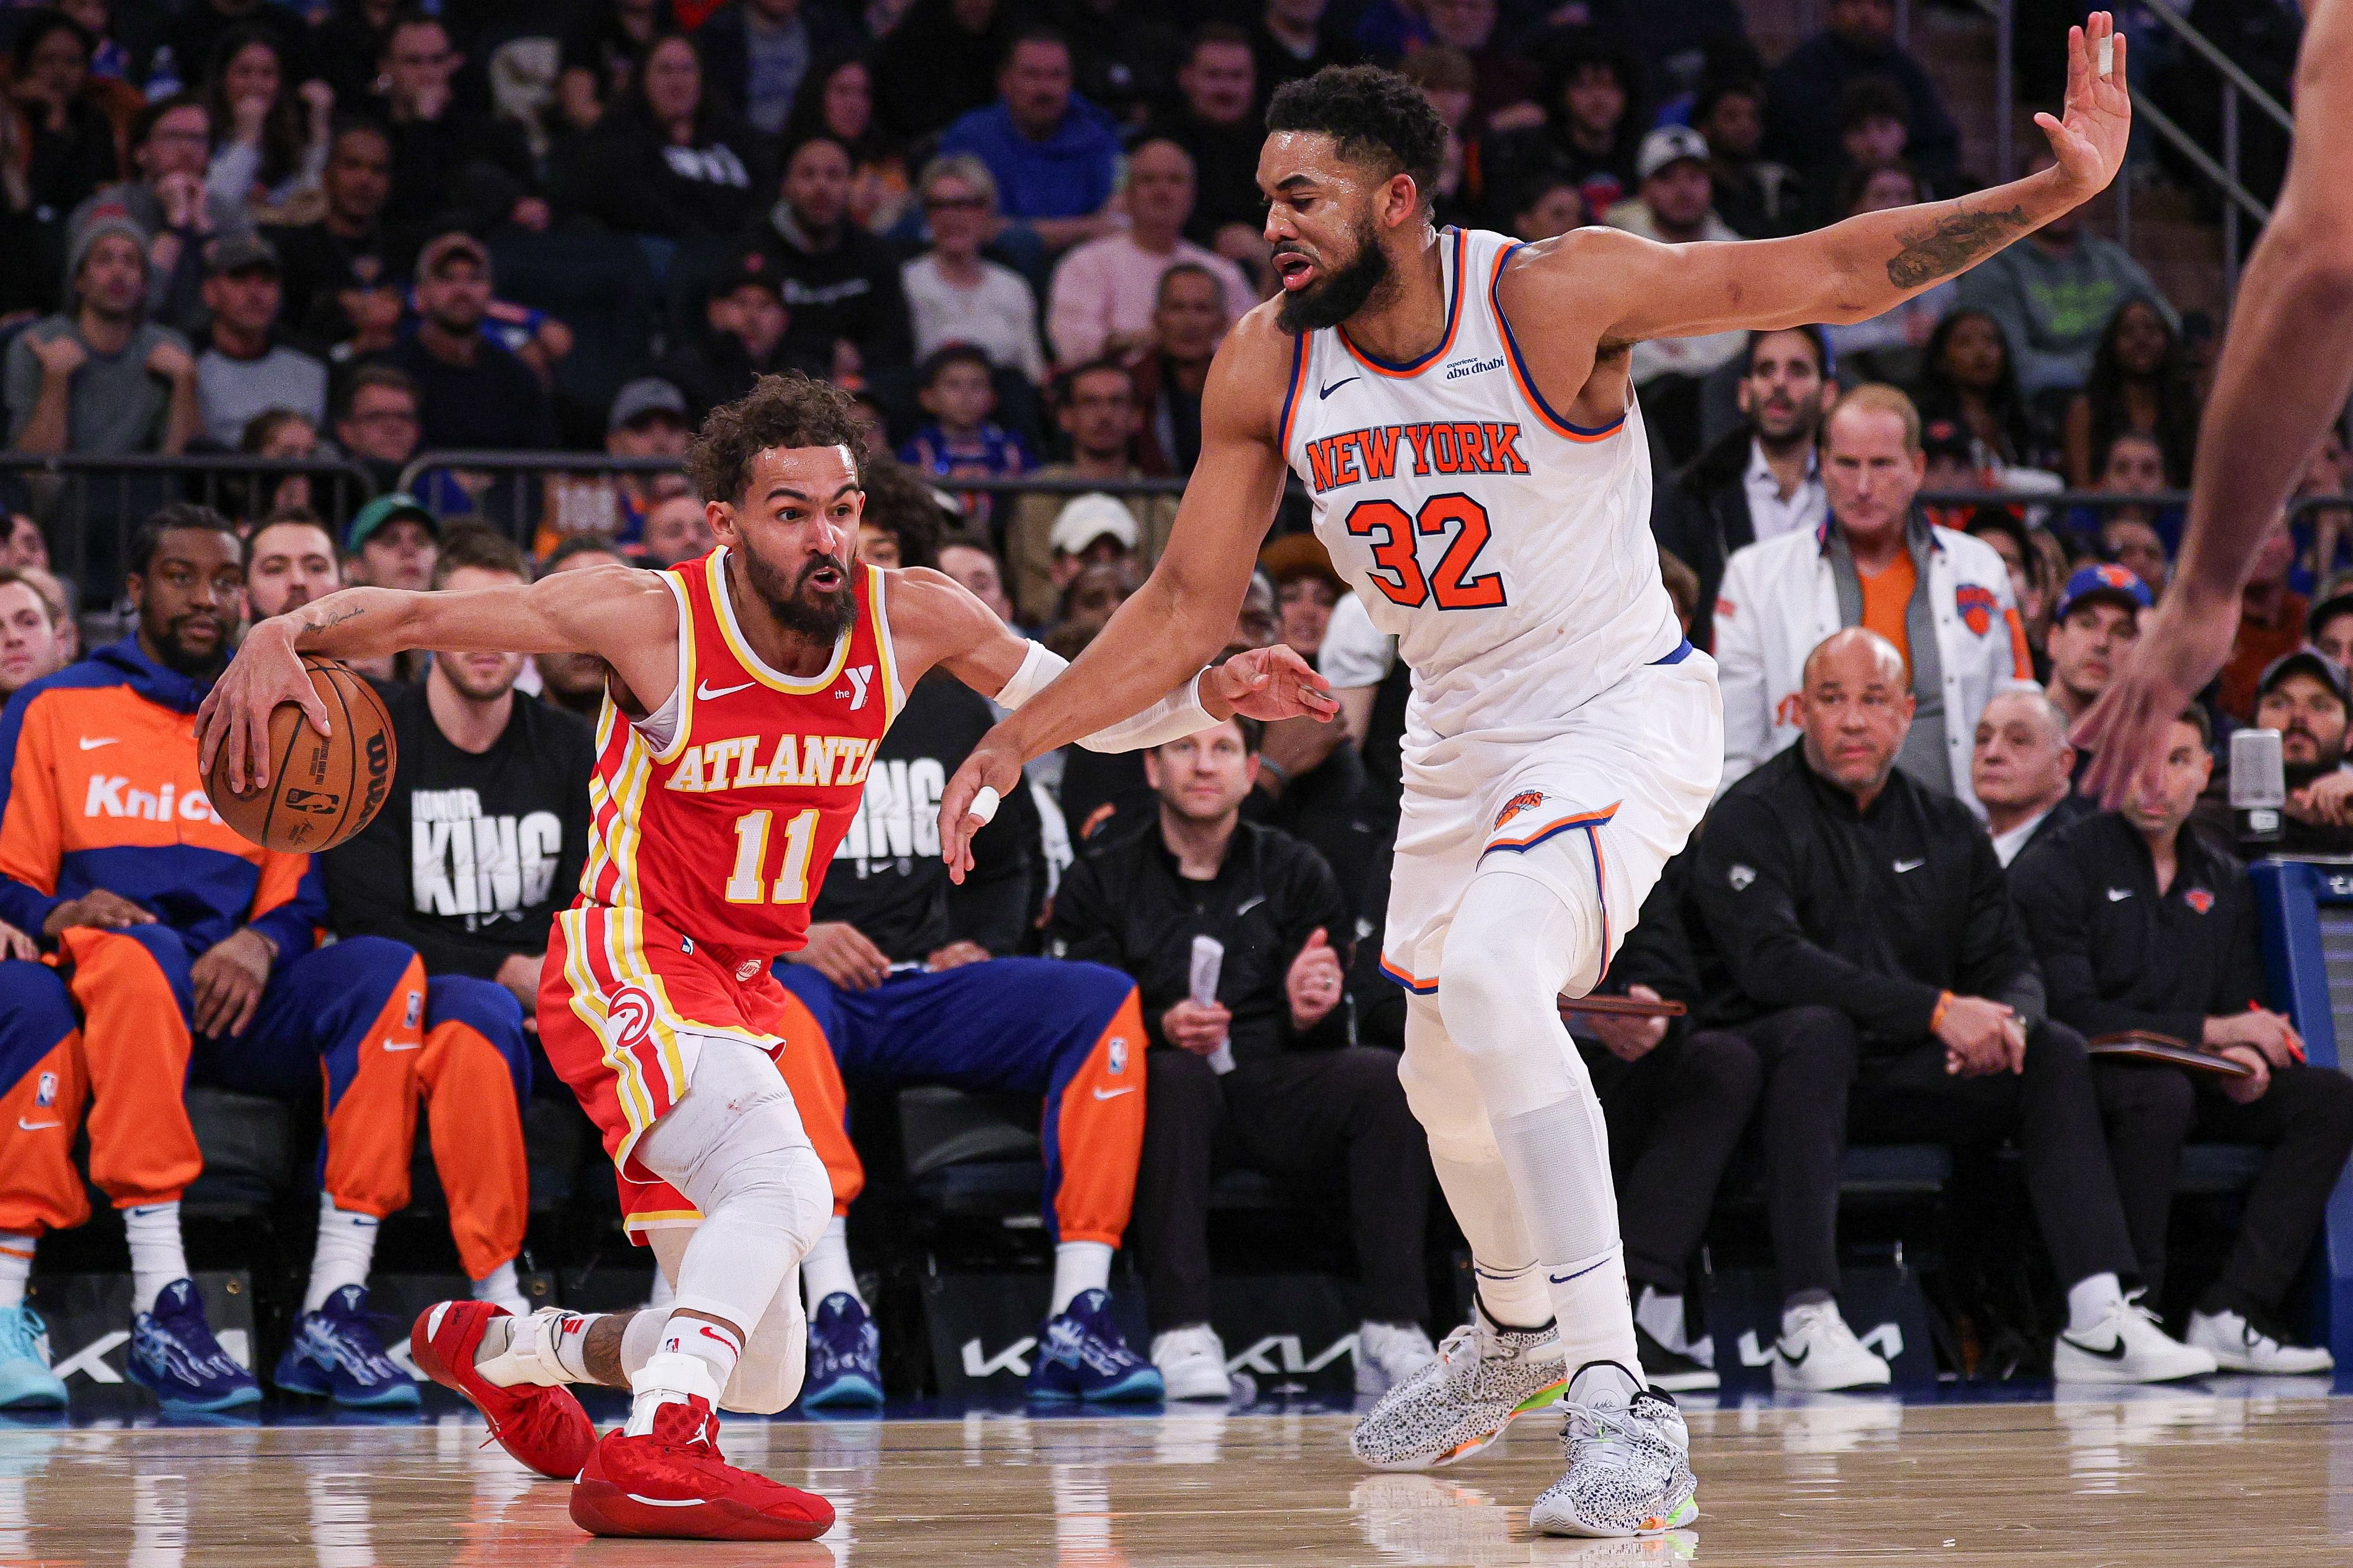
[{"xmin": 1344, "ymin": 493, "xmax": 1506, "ymax": 610}]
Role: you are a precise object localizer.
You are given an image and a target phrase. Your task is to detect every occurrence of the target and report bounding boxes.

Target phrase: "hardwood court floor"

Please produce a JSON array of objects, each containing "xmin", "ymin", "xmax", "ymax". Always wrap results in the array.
[{"xmin": 5, "ymin": 1387, "xmax": 2349, "ymax": 1566}]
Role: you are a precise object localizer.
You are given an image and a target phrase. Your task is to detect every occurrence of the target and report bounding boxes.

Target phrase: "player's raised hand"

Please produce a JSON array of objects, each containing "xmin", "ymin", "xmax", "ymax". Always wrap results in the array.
[
  {"xmin": 1209, "ymin": 643, "xmax": 1339, "ymax": 724},
  {"xmin": 2036, "ymin": 12, "xmax": 2130, "ymax": 199},
  {"xmin": 938, "ymin": 728, "xmax": 1026, "ymax": 885},
  {"xmin": 196, "ymin": 619, "xmax": 333, "ymax": 794},
  {"xmin": 2074, "ymin": 585, "xmax": 2238, "ymax": 807}
]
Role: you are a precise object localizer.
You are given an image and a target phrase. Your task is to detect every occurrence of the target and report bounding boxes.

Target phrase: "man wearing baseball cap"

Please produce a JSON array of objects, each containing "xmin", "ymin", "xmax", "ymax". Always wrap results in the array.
[
  {"xmin": 195, "ymin": 233, "xmax": 327, "ymax": 447},
  {"xmin": 1605, "ymin": 125, "xmax": 1746, "ymax": 450},
  {"xmin": 378, "ymin": 232, "xmax": 556, "ymax": 455},
  {"xmin": 2233, "ymin": 649, "xmax": 2353, "ymax": 857},
  {"xmin": 345, "ymin": 493, "xmax": 440, "ymax": 592},
  {"xmin": 2045, "ymin": 562, "xmax": 2151, "ymax": 725},
  {"xmin": 536, "ymin": 379, "xmax": 693, "ymax": 557}
]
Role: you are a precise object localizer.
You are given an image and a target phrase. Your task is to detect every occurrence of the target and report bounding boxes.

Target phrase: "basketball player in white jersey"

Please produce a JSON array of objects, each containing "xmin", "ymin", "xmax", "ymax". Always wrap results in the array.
[{"xmin": 943, "ymin": 20, "xmax": 2131, "ymax": 1537}]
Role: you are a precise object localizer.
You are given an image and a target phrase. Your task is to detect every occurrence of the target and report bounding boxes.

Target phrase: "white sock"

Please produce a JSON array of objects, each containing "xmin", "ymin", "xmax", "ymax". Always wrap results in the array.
[
  {"xmin": 123, "ymin": 1203, "xmax": 188, "ymax": 1315},
  {"xmin": 471, "ymin": 1260, "xmax": 528, "ymax": 1318},
  {"xmin": 800, "ymin": 1217, "xmax": 862, "ymax": 1312},
  {"xmin": 655, "ymin": 1312, "xmax": 740, "ymax": 1398},
  {"xmin": 0, "ymin": 1232, "xmax": 33, "ymax": 1310},
  {"xmin": 1474, "ymin": 1257, "xmax": 1553, "ymax": 1332},
  {"xmin": 1634, "ymin": 1286, "xmax": 1685, "ymax": 1354},
  {"xmin": 1050, "ymin": 1240, "xmax": 1113, "ymax": 1316},
  {"xmin": 304, "ymin": 1197, "xmax": 380, "ymax": 1313},
  {"xmin": 2067, "ymin": 1271, "xmax": 2126, "ymax": 1335}
]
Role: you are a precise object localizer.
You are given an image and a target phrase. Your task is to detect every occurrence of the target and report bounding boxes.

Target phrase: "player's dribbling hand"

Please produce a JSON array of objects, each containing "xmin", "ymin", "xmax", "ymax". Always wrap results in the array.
[
  {"xmin": 196, "ymin": 618, "xmax": 333, "ymax": 794},
  {"xmin": 2074, "ymin": 585, "xmax": 2238, "ymax": 808},
  {"xmin": 938, "ymin": 732, "xmax": 1024, "ymax": 886},
  {"xmin": 1208, "ymin": 645, "xmax": 1339, "ymax": 725}
]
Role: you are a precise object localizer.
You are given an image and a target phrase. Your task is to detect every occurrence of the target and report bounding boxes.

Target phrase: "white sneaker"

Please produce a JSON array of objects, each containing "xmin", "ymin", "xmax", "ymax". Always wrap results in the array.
[
  {"xmin": 1527, "ymin": 1361, "xmax": 1699, "ymax": 1537},
  {"xmin": 2054, "ymin": 1296, "xmax": 2218, "ymax": 1384},
  {"xmin": 1356, "ymin": 1321, "xmax": 1438, "ymax": 1397},
  {"xmin": 1150, "ymin": 1325, "xmax": 1232, "ymax": 1401},
  {"xmin": 1771, "ymin": 1300, "xmax": 1891, "ymax": 1392},
  {"xmin": 2186, "ymin": 1307, "xmax": 2335, "ymax": 1375}
]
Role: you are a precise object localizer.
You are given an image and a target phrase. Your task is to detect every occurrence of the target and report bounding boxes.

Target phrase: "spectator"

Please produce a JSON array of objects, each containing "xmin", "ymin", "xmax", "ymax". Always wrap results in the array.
[
  {"xmin": 318, "ymin": 526, "xmax": 590, "ymax": 1322},
  {"xmin": 1800, "ymin": 75, "xmax": 1915, "ymax": 232},
  {"xmin": 380, "ymin": 232, "xmax": 558, "ymax": 454},
  {"xmin": 695, "ymin": 0, "xmax": 859, "ymax": 139},
  {"xmin": 1006, "ymin": 359, "xmax": 1177, "ymax": 623},
  {"xmin": 1972, "ymin": 687, "xmax": 2089, "ymax": 865},
  {"xmin": 1571, "ymin": 855, "xmax": 1763, "ymax": 1390},
  {"xmin": 902, "ymin": 156, "xmax": 1049, "ymax": 384},
  {"xmin": 311, "ymin": 0, "xmax": 401, "ymax": 113},
  {"xmin": 657, "ymin": 251, "xmax": 811, "ymax": 420},
  {"xmin": 0, "ymin": 566, "xmax": 70, "ymax": 702},
  {"xmin": 1956, "ymin": 151, "xmax": 2173, "ymax": 398},
  {"xmin": 556, "ymin": 0, "xmax": 667, "ymax": 133},
  {"xmin": 262, "ymin": 118, "xmax": 398, "ymax": 357},
  {"xmin": 539, "ymin": 378, "xmax": 693, "ymax": 556},
  {"xmin": 1959, "ymin": 511, "xmax": 2049, "ymax": 649},
  {"xmin": 163, "ymin": 0, "xmax": 311, "ymax": 93},
  {"xmin": 2214, "ymin": 520, "xmax": 2306, "ymax": 725},
  {"xmin": 1694, "ymin": 74, "xmax": 1798, "ymax": 239},
  {"xmin": 852, "ymin": 451, "xmax": 950, "ymax": 569},
  {"xmin": 1716, "ymin": 385, "xmax": 2031, "ymax": 811},
  {"xmin": 2312, "ymin": 587, "xmax": 2353, "ymax": 672},
  {"xmin": 1481, "ymin": 32, "xmax": 1642, "ymax": 229},
  {"xmin": 2214, "ymin": 651, "xmax": 2353, "ymax": 857},
  {"xmin": 938, "ymin": 537, "xmax": 1017, "ymax": 626},
  {"xmin": 575, "ymin": 32, "xmax": 766, "ymax": 242},
  {"xmin": 193, "ymin": 233, "xmax": 327, "ymax": 447},
  {"xmin": 2101, "ymin": 507, "xmax": 2171, "ymax": 598},
  {"xmin": 1046, "ymin": 557, "xmax": 1141, "ymax": 662},
  {"xmin": 1505, "ymin": 173, "xmax": 1584, "ymax": 243},
  {"xmin": 0, "ymin": 503, "xmax": 436, "ymax": 1412},
  {"xmin": 781, "ymin": 56, "xmax": 912, "ymax": 234},
  {"xmin": 1261, "ymin": 534, "xmax": 1343, "ymax": 662},
  {"xmin": 938, "ymin": 29, "xmax": 1122, "ymax": 256},
  {"xmin": 535, "ymin": 532, "xmax": 628, "ymax": 720},
  {"xmin": 1393, "ymin": 45, "xmax": 1478, "ymax": 229},
  {"xmin": 1249, "ymin": 0, "xmax": 1358, "ymax": 104},
  {"xmin": 1056, "ymin": 0, "xmax": 1187, "ymax": 130},
  {"xmin": 331, "ymin": 362, "xmax": 422, "ymax": 492},
  {"xmin": 1764, "ymin": 0, "xmax": 1959, "ymax": 190},
  {"xmin": 202, "ymin": 26, "xmax": 331, "ymax": 215},
  {"xmin": 1044, "ymin": 492, "xmax": 1141, "ymax": 596},
  {"xmin": 242, "ymin": 505, "xmax": 341, "ymax": 622},
  {"xmin": 638, "ymin": 490, "xmax": 715, "ymax": 567},
  {"xmin": 1654, "ymin": 326, "xmax": 1837, "ymax": 653},
  {"xmin": 1131, "ymin": 263, "xmax": 1224, "ymax": 477},
  {"xmin": 754, "ymin": 136, "xmax": 915, "ymax": 384},
  {"xmin": 2075, "ymin": 428, "xmax": 2174, "ymax": 571},
  {"xmin": 236, "ymin": 412, "xmax": 322, "ymax": 529},
  {"xmin": 1414, "ymin": 0, "xmax": 1535, "ymax": 126},
  {"xmin": 1913, "ymin": 308, "xmax": 2048, "ymax": 475},
  {"xmin": 898, "ymin": 345, "xmax": 1034, "ymax": 533},
  {"xmin": 0, "ymin": 516, "xmax": 50, "ymax": 573},
  {"xmin": 68, "ymin": 95, "xmax": 256, "ymax": 337},
  {"xmin": 343, "ymin": 491, "xmax": 439, "ymax": 590},
  {"xmin": 1048, "ymin": 715, "xmax": 1437, "ymax": 1401},
  {"xmin": 2064, "ymin": 297, "xmax": 2200, "ymax": 488},
  {"xmin": 1605, "ymin": 126, "xmax": 1745, "ymax": 447},
  {"xmin": 2043, "ymin": 563, "xmax": 2150, "ymax": 731},
  {"xmin": 374, "ymin": 15, "xmax": 537, "ymax": 250},
  {"xmin": 9, "ymin": 10, "xmax": 121, "ymax": 237},
  {"xmin": 869, "ymin": 0, "xmax": 1018, "ymax": 143},
  {"xmin": 1691, "ymin": 627, "xmax": 2213, "ymax": 1388},
  {"xmin": 2014, "ymin": 710, "xmax": 2353, "ymax": 1375},
  {"xmin": 4, "ymin": 217, "xmax": 200, "ymax": 458},
  {"xmin": 1825, "ymin": 161, "xmax": 1955, "ymax": 383},
  {"xmin": 1143, "ymin": 25, "xmax": 1264, "ymax": 254},
  {"xmin": 1047, "ymin": 139, "xmax": 1253, "ymax": 370}
]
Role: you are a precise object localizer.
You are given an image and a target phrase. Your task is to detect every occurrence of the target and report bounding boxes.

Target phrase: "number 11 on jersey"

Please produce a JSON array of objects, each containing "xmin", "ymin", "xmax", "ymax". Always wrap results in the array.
[{"xmin": 726, "ymin": 808, "xmax": 819, "ymax": 905}]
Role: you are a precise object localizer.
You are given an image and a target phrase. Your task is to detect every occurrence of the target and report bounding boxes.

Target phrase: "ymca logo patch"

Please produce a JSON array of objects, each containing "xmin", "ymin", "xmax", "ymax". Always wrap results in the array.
[
  {"xmin": 842, "ymin": 665, "xmax": 875, "ymax": 709},
  {"xmin": 1956, "ymin": 584, "xmax": 1998, "ymax": 637},
  {"xmin": 2184, "ymin": 888, "xmax": 2216, "ymax": 914},
  {"xmin": 1494, "ymin": 791, "xmax": 1547, "ymax": 830}
]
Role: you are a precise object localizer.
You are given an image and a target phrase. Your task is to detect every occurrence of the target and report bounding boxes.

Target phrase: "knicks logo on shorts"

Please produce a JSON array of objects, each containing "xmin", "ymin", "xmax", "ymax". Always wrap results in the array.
[
  {"xmin": 1494, "ymin": 791, "xmax": 1547, "ymax": 830},
  {"xmin": 1956, "ymin": 584, "xmax": 1998, "ymax": 637},
  {"xmin": 608, "ymin": 985, "xmax": 657, "ymax": 1052}
]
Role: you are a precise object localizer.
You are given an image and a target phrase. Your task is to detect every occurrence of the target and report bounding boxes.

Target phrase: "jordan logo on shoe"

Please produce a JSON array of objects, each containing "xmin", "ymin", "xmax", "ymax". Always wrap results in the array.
[{"xmin": 2062, "ymin": 1333, "xmax": 2129, "ymax": 1360}]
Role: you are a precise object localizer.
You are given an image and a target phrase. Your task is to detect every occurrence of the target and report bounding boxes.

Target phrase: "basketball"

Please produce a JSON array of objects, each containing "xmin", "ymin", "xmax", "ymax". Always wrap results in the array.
[{"xmin": 205, "ymin": 657, "xmax": 397, "ymax": 854}]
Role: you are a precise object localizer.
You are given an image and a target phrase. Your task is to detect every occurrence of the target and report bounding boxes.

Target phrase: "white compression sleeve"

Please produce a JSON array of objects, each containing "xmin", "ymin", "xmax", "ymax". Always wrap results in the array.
[{"xmin": 992, "ymin": 639, "xmax": 1218, "ymax": 753}]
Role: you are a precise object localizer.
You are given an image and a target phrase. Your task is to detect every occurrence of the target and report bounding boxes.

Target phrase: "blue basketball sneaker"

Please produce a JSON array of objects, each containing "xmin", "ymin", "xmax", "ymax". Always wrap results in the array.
[
  {"xmin": 0, "ymin": 1305, "xmax": 68, "ymax": 1409},
  {"xmin": 1026, "ymin": 1289, "xmax": 1164, "ymax": 1403},
  {"xmin": 273, "ymin": 1285, "xmax": 420, "ymax": 1408},
  {"xmin": 800, "ymin": 1292, "xmax": 884, "ymax": 1409},
  {"xmin": 127, "ymin": 1279, "xmax": 260, "ymax": 1412}
]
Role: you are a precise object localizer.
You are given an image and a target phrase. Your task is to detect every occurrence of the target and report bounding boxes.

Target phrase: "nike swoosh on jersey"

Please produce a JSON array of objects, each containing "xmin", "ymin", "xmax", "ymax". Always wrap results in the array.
[
  {"xmin": 16, "ymin": 1118, "xmax": 62, "ymax": 1131},
  {"xmin": 1092, "ymin": 1086, "xmax": 1136, "ymax": 1101},
  {"xmin": 1893, "ymin": 859, "xmax": 1925, "ymax": 873},
  {"xmin": 697, "ymin": 679, "xmax": 756, "ymax": 701},
  {"xmin": 1319, "ymin": 377, "xmax": 1358, "ymax": 400},
  {"xmin": 78, "ymin": 736, "xmax": 118, "ymax": 750}
]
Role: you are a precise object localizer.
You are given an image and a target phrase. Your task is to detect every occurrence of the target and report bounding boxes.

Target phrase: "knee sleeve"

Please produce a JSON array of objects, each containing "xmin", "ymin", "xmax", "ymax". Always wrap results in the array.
[
  {"xmin": 718, "ymin": 1282, "xmax": 810, "ymax": 1415},
  {"xmin": 1435, "ymin": 863, "xmax": 1601, "ymax": 1120},
  {"xmin": 1399, "ymin": 994, "xmax": 1501, "ymax": 1163}
]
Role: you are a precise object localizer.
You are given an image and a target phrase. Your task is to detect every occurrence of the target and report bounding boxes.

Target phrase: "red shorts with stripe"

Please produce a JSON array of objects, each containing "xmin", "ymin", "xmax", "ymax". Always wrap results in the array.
[{"xmin": 539, "ymin": 900, "xmax": 855, "ymax": 1239}]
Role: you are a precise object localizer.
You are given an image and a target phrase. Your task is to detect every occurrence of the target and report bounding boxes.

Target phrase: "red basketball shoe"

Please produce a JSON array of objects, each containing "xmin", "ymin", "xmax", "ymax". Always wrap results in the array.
[
  {"xmin": 569, "ymin": 1374, "xmax": 834, "ymax": 1541},
  {"xmin": 410, "ymin": 1300, "xmax": 595, "ymax": 1480}
]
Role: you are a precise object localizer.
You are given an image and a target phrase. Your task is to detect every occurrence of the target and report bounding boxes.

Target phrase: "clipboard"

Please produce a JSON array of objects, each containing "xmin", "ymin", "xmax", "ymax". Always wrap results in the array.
[
  {"xmin": 1557, "ymin": 995, "xmax": 1688, "ymax": 1020},
  {"xmin": 2087, "ymin": 1031, "xmax": 2257, "ymax": 1078}
]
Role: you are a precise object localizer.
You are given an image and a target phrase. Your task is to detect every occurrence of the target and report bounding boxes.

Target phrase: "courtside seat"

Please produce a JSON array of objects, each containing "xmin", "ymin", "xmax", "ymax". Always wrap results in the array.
[
  {"xmin": 1835, "ymin": 1144, "xmax": 1952, "ymax": 1197},
  {"xmin": 182, "ymin": 1088, "xmax": 293, "ymax": 1217}
]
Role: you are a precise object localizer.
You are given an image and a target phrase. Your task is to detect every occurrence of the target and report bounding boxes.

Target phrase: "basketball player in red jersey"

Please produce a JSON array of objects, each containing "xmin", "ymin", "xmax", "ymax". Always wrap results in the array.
[{"xmin": 197, "ymin": 374, "xmax": 1332, "ymax": 1543}]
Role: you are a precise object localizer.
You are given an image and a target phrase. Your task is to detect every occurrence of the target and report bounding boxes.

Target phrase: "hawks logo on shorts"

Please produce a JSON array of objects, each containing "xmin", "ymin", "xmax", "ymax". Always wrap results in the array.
[
  {"xmin": 1955, "ymin": 584, "xmax": 1998, "ymax": 637},
  {"xmin": 1495, "ymin": 790, "xmax": 1547, "ymax": 830},
  {"xmin": 608, "ymin": 985, "xmax": 657, "ymax": 1052}
]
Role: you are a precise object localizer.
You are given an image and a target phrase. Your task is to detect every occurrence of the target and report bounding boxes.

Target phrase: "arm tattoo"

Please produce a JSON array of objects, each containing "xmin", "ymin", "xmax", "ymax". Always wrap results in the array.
[{"xmin": 1886, "ymin": 203, "xmax": 2032, "ymax": 289}]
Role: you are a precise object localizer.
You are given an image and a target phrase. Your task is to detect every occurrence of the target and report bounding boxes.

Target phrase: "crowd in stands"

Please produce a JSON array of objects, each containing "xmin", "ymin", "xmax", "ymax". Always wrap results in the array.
[{"xmin": 0, "ymin": 0, "xmax": 2349, "ymax": 1415}]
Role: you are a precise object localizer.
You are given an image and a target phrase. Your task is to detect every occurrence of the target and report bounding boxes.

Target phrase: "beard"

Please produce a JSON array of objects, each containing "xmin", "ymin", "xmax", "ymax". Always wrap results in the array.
[
  {"xmin": 743, "ymin": 545, "xmax": 856, "ymax": 643},
  {"xmin": 1276, "ymin": 220, "xmax": 1392, "ymax": 335},
  {"xmin": 155, "ymin": 613, "xmax": 230, "ymax": 678}
]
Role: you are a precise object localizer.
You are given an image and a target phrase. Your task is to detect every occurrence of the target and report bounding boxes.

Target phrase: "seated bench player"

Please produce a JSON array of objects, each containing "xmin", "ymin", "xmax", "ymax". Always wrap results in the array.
[{"xmin": 0, "ymin": 506, "xmax": 436, "ymax": 1411}]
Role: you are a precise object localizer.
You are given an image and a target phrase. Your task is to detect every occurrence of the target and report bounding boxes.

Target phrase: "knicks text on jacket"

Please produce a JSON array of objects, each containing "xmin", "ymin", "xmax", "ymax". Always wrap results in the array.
[
  {"xmin": 84, "ymin": 776, "xmax": 217, "ymax": 823},
  {"xmin": 1302, "ymin": 422, "xmax": 1531, "ymax": 494},
  {"xmin": 665, "ymin": 734, "xmax": 879, "ymax": 794}
]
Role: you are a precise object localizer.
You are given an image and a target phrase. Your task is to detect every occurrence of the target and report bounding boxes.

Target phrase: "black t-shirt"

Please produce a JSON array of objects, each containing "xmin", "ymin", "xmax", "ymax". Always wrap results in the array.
[
  {"xmin": 262, "ymin": 220, "xmax": 403, "ymax": 354},
  {"xmin": 811, "ymin": 672, "xmax": 1037, "ymax": 962},
  {"xmin": 323, "ymin": 678, "xmax": 596, "ymax": 980},
  {"xmin": 381, "ymin": 332, "xmax": 558, "ymax": 451}
]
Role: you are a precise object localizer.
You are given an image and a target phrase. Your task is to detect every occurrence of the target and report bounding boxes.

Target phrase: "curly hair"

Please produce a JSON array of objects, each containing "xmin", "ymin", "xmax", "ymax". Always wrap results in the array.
[
  {"xmin": 857, "ymin": 453, "xmax": 951, "ymax": 570},
  {"xmin": 686, "ymin": 373, "xmax": 870, "ymax": 506},
  {"xmin": 1266, "ymin": 65, "xmax": 1445, "ymax": 208}
]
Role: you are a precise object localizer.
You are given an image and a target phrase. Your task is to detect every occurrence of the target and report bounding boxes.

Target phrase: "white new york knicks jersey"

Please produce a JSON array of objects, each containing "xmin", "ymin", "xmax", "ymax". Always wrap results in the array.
[
  {"xmin": 1279, "ymin": 227, "xmax": 1722, "ymax": 992},
  {"xmin": 1280, "ymin": 226, "xmax": 1685, "ymax": 746}
]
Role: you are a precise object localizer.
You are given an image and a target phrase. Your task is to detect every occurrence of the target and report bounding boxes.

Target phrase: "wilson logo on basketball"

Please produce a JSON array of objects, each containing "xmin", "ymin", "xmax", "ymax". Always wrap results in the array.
[
  {"xmin": 608, "ymin": 986, "xmax": 657, "ymax": 1051},
  {"xmin": 1494, "ymin": 791, "xmax": 1546, "ymax": 830},
  {"xmin": 1956, "ymin": 584, "xmax": 1998, "ymax": 636}
]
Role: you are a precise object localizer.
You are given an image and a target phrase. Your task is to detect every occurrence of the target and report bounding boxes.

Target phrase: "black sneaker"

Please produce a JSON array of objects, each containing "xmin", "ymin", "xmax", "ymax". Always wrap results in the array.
[{"xmin": 1634, "ymin": 1323, "xmax": 1718, "ymax": 1393}]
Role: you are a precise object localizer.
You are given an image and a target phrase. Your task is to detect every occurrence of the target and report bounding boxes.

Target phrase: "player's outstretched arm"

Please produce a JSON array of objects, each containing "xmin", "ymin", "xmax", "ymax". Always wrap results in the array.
[
  {"xmin": 2078, "ymin": 0, "xmax": 2353, "ymax": 807},
  {"xmin": 196, "ymin": 563, "xmax": 678, "ymax": 793},
  {"xmin": 1557, "ymin": 15, "xmax": 2128, "ymax": 346}
]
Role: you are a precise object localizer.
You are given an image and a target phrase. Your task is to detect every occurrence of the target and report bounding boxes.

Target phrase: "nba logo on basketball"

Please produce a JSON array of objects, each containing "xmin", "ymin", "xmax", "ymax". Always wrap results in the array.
[
  {"xmin": 1955, "ymin": 585, "xmax": 1997, "ymax": 636},
  {"xmin": 1495, "ymin": 791, "xmax": 1546, "ymax": 830}
]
